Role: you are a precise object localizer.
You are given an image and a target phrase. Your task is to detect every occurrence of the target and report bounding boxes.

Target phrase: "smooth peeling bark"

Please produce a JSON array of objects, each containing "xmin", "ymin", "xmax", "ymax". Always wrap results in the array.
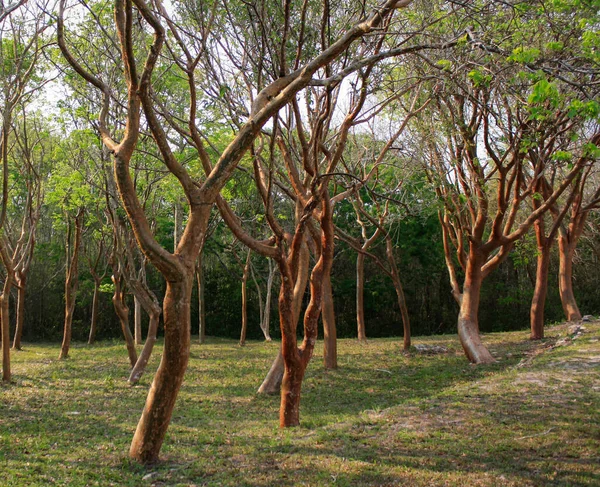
[
  {"xmin": 322, "ymin": 274, "xmax": 337, "ymax": 369},
  {"xmin": 128, "ymin": 279, "xmax": 162, "ymax": 384},
  {"xmin": 280, "ymin": 356, "xmax": 304, "ymax": 427},
  {"xmin": 530, "ymin": 218, "xmax": 551, "ymax": 340},
  {"xmin": 280, "ymin": 196, "xmax": 334, "ymax": 427},
  {"xmin": 12, "ymin": 272, "xmax": 26, "ymax": 350},
  {"xmin": 58, "ymin": 0, "xmax": 408, "ymax": 464},
  {"xmin": 356, "ymin": 252, "xmax": 367, "ymax": 342},
  {"xmin": 530, "ymin": 242, "xmax": 551, "ymax": 340},
  {"xmin": 457, "ymin": 250, "xmax": 495, "ymax": 364},
  {"xmin": 129, "ymin": 274, "xmax": 192, "ymax": 464},
  {"xmin": 278, "ymin": 264, "xmax": 302, "ymax": 425},
  {"xmin": 88, "ymin": 277, "xmax": 101, "ymax": 345},
  {"xmin": 278, "ymin": 263, "xmax": 307, "ymax": 427},
  {"xmin": 558, "ymin": 233, "xmax": 582, "ymax": 321},
  {"xmin": 279, "ymin": 280, "xmax": 327, "ymax": 426},
  {"xmin": 258, "ymin": 239, "xmax": 310, "ymax": 394}
]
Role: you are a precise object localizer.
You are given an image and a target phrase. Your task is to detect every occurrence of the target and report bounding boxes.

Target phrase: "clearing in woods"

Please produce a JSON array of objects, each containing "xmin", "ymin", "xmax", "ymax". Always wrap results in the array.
[{"xmin": 1, "ymin": 321, "xmax": 598, "ymax": 486}]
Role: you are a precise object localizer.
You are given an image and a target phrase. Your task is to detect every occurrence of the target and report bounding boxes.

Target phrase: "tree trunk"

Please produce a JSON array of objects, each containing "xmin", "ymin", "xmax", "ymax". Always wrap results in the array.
[
  {"xmin": 173, "ymin": 202, "xmax": 180, "ymax": 250},
  {"xmin": 279, "ymin": 194, "xmax": 334, "ymax": 427},
  {"xmin": 558, "ymin": 233, "xmax": 582, "ymax": 321},
  {"xmin": 196, "ymin": 257, "xmax": 206, "ymax": 344},
  {"xmin": 134, "ymin": 297, "xmax": 143, "ymax": 345},
  {"xmin": 112, "ymin": 275, "xmax": 137, "ymax": 368},
  {"xmin": 260, "ymin": 259, "xmax": 274, "ymax": 341},
  {"xmin": 258, "ymin": 239, "xmax": 310, "ymax": 394},
  {"xmin": 59, "ymin": 211, "xmax": 83, "ymax": 360},
  {"xmin": 530, "ymin": 219, "xmax": 551, "ymax": 340},
  {"xmin": 129, "ymin": 275, "xmax": 192, "ymax": 464},
  {"xmin": 257, "ymin": 350, "xmax": 284, "ymax": 395},
  {"xmin": 356, "ymin": 252, "xmax": 366, "ymax": 342},
  {"xmin": 88, "ymin": 277, "xmax": 101, "ymax": 345},
  {"xmin": 280, "ymin": 356, "xmax": 303, "ymax": 427},
  {"xmin": 59, "ymin": 279, "xmax": 76, "ymax": 360},
  {"xmin": 1, "ymin": 269, "xmax": 12, "ymax": 382},
  {"xmin": 239, "ymin": 250, "xmax": 251, "ymax": 347},
  {"xmin": 322, "ymin": 274, "xmax": 337, "ymax": 369},
  {"xmin": 392, "ymin": 273, "xmax": 411, "ymax": 351},
  {"xmin": 12, "ymin": 272, "xmax": 26, "ymax": 351},
  {"xmin": 386, "ymin": 237, "xmax": 411, "ymax": 351},
  {"xmin": 457, "ymin": 248, "xmax": 495, "ymax": 364},
  {"xmin": 128, "ymin": 306, "xmax": 160, "ymax": 384}
]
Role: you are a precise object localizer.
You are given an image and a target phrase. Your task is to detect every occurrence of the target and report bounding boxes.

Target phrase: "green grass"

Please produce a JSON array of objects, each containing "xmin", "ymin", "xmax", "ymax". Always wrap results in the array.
[{"xmin": 1, "ymin": 322, "xmax": 599, "ymax": 486}]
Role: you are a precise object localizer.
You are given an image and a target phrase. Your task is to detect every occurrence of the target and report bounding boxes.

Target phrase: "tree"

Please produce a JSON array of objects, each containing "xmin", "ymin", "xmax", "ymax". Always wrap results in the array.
[
  {"xmin": 59, "ymin": 0, "xmax": 411, "ymax": 463},
  {"xmin": 0, "ymin": 1, "xmax": 49, "ymax": 378},
  {"xmin": 528, "ymin": 138, "xmax": 600, "ymax": 338},
  {"xmin": 412, "ymin": 0, "xmax": 600, "ymax": 362},
  {"xmin": 554, "ymin": 171, "xmax": 600, "ymax": 322},
  {"xmin": 58, "ymin": 207, "xmax": 84, "ymax": 359},
  {"xmin": 10, "ymin": 110, "xmax": 45, "ymax": 351}
]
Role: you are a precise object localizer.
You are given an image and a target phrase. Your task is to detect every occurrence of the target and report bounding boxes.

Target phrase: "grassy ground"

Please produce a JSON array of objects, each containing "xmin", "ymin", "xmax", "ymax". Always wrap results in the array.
[{"xmin": 1, "ymin": 321, "xmax": 599, "ymax": 487}]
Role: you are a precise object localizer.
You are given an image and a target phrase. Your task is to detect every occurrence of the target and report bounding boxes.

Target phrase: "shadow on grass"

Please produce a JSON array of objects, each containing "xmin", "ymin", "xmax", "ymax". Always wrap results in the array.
[{"xmin": 4, "ymin": 331, "xmax": 597, "ymax": 486}]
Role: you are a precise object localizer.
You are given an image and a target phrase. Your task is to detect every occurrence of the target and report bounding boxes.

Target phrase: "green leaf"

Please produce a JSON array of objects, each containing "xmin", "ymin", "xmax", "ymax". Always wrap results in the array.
[
  {"xmin": 436, "ymin": 59, "xmax": 452, "ymax": 71},
  {"xmin": 508, "ymin": 47, "xmax": 541, "ymax": 64},
  {"xmin": 552, "ymin": 151, "xmax": 572, "ymax": 162},
  {"xmin": 467, "ymin": 69, "xmax": 492, "ymax": 87}
]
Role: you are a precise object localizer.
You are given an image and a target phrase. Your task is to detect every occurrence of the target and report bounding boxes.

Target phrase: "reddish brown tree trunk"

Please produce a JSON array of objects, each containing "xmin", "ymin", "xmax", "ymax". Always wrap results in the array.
[
  {"xmin": 530, "ymin": 218, "xmax": 551, "ymax": 340},
  {"xmin": 280, "ymin": 355, "xmax": 304, "ymax": 426},
  {"xmin": 530, "ymin": 245, "xmax": 551, "ymax": 340},
  {"xmin": 278, "ymin": 266, "xmax": 302, "ymax": 425},
  {"xmin": 356, "ymin": 252, "xmax": 366, "ymax": 342},
  {"xmin": 322, "ymin": 274, "xmax": 337, "ymax": 369},
  {"xmin": 279, "ymin": 195, "xmax": 334, "ymax": 427},
  {"xmin": 11, "ymin": 272, "xmax": 26, "ymax": 350},
  {"xmin": 557, "ymin": 233, "xmax": 582, "ymax": 321},
  {"xmin": 258, "ymin": 239, "xmax": 310, "ymax": 394},
  {"xmin": 457, "ymin": 248, "xmax": 495, "ymax": 364},
  {"xmin": 129, "ymin": 274, "xmax": 192, "ymax": 463}
]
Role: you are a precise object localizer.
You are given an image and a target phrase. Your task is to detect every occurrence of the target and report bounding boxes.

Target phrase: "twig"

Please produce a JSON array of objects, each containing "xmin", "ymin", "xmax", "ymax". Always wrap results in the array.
[{"xmin": 516, "ymin": 428, "xmax": 554, "ymax": 440}]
